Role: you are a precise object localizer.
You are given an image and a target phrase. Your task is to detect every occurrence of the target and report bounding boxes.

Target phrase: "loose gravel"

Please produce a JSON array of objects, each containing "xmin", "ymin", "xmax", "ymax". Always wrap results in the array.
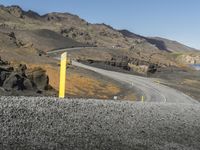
[{"xmin": 0, "ymin": 97, "xmax": 200, "ymax": 150}]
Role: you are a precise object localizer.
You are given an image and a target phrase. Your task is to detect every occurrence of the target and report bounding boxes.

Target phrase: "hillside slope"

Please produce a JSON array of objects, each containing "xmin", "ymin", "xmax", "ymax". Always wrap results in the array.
[
  {"xmin": 119, "ymin": 29, "xmax": 198, "ymax": 52},
  {"xmin": 1, "ymin": 5, "xmax": 198, "ymax": 53}
]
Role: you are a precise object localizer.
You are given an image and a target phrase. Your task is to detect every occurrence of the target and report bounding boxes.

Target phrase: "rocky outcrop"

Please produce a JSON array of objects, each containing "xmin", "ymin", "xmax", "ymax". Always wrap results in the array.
[
  {"xmin": 27, "ymin": 67, "xmax": 49, "ymax": 91},
  {"xmin": 6, "ymin": 5, "xmax": 24, "ymax": 18},
  {"xmin": 0, "ymin": 57, "xmax": 50, "ymax": 95},
  {"xmin": 147, "ymin": 64, "xmax": 158, "ymax": 74},
  {"xmin": 7, "ymin": 32, "xmax": 33, "ymax": 48},
  {"xmin": 107, "ymin": 56, "xmax": 160, "ymax": 74},
  {"xmin": 177, "ymin": 54, "xmax": 200, "ymax": 64},
  {"xmin": 85, "ymin": 55, "xmax": 161, "ymax": 75},
  {"xmin": 106, "ymin": 56, "xmax": 131, "ymax": 71},
  {"xmin": 60, "ymin": 27, "xmax": 94, "ymax": 45}
]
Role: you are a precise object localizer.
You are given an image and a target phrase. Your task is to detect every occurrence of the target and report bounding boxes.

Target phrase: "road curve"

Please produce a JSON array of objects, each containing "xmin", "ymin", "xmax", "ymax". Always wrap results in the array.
[
  {"xmin": 47, "ymin": 47, "xmax": 100, "ymax": 54},
  {"xmin": 72, "ymin": 61, "xmax": 198, "ymax": 104}
]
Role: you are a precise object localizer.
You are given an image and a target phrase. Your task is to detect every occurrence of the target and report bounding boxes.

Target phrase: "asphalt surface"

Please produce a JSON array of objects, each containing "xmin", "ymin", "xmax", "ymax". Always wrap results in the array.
[
  {"xmin": 47, "ymin": 47, "xmax": 99, "ymax": 54},
  {"xmin": 72, "ymin": 61, "xmax": 198, "ymax": 104},
  {"xmin": 0, "ymin": 97, "xmax": 200, "ymax": 150}
]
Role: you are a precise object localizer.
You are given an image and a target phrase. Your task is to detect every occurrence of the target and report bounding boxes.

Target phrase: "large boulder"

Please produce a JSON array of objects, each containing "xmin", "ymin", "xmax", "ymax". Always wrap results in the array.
[
  {"xmin": 0, "ymin": 60, "xmax": 13, "ymax": 86},
  {"xmin": 3, "ymin": 73, "xmax": 26, "ymax": 91},
  {"xmin": 0, "ymin": 71, "xmax": 10, "ymax": 86},
  {"xmin": 147, "ymin": 64, "xmax": 158, "ymax": 75},
  {"xmin": 15, "ymin": 64, "xmax": 27, "ymax": 77},
  {"xmin": 0, "ymin": 59, "xmax": 51, "ymax": 95},
  {"xmin": 28, "ymin": 68, "xmax": 49, "ymax": 91},
  {"xmin": 2, "ymin": 64, "xmax": 34, "ymax": 91}
]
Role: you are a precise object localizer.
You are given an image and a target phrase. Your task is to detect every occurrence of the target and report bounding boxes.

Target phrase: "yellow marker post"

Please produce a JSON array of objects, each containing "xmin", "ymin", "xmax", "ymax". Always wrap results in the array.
[
  {"xmin": 141, "ymin": 96, "xmax": 144, "ymax": 102},
  {"xmin": 59, "ymin": 52, "xmax": 67, "ymax": 98}
]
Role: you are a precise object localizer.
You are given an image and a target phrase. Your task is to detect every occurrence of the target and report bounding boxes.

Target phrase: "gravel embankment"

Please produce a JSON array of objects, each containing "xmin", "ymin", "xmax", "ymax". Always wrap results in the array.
[{"xmin": 0, "ymin": 97, "xmax": 200, "ymax": 150}]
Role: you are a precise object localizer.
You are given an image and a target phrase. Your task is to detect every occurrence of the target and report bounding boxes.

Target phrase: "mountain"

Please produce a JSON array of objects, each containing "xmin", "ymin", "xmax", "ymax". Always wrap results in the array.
[
  {"xmin": 0, "ymin": 5, "xmax": 129, "ymax": 48},
  {"xmin": 151, "ymin": 37, "xmax": 198, "ymax": 52},
  {"xmin": 0, "ymin": 4, "xmax": 199, "ymax": 67},
  {"xmin": 119, "ymin": 30, "xmax": 198, "ymax": 52},
  {"xmin": 0, "ymin": 5, "xmax": 198, "ymax": 52}
]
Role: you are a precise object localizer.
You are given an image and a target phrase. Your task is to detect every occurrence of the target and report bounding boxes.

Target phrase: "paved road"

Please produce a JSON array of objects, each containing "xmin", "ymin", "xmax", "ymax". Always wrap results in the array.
[
  {"xmin": 47, "ymin": 47, "xmax": 100, "ymax": 54},
  {"xmin": 48, "ymin": 47, "xmax": 198, "ymax": 104},
  {"xmin": 1, "ymin": 97, "xmax": 200, "ymax": 150},
  {"xmin": 72, "ymin": 61, "xmax": 198, "ymax": 104}
]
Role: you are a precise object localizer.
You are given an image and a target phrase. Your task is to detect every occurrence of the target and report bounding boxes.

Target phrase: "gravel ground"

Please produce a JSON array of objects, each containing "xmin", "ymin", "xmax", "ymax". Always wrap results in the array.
[{"xmin": 0, "ymin": 97, "xmax": 200, "ymax": 150}]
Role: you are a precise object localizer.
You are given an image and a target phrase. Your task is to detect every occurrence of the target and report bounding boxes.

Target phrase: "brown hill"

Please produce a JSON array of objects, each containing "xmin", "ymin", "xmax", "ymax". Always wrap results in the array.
[
  {"xmin": 0, "ymin": 5, "xmax": 138, "ymax": 99},
  {"xmin": 1, "ymin": 5, "xmax": 198, "ymax": 53},
  {"xmin": 151, "ymin": 37, "xmax": 198, "ymax": 52},
  {"xmin": 119, "ymin": 30, "xmax": 198, "ymax": 52}
]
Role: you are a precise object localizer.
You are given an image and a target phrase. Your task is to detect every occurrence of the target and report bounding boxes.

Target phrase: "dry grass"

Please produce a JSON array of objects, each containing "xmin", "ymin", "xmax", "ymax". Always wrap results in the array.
[{"xmin": 27, "ymin": 64, "xmax": 120, "ymax": 99}]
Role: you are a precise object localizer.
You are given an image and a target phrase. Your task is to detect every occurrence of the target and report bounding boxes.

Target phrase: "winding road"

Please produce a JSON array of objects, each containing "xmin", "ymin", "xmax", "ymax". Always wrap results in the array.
[
  {"xmin": 72, "ymin": 61, "xmax": 198, "ymax": 104},
  {"xmin": 47, "ymin": 48, "xmax": 198, "ymax": 104}
]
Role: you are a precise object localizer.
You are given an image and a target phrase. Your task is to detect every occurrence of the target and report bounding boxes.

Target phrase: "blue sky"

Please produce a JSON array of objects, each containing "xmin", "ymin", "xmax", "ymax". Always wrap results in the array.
[{"xmin": 1, "ymin": 0, "xmax": 200, "ymax": 49}]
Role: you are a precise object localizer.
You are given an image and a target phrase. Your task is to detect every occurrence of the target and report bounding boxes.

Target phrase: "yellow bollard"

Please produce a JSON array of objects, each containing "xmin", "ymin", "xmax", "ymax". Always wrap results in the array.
[
  {"xmin": 141, "ymin": 96, "xmax": 144, "ymax": 102},
  {"xmin": 59, "ymin": 52, "xmax": 67, "ymax": 98}
]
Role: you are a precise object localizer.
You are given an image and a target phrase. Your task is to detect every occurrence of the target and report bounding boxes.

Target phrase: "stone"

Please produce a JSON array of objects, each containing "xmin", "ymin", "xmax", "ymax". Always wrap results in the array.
[
  {"xmin": 0, "ymin": 71, "xmax": 10, "ymax": 86},
  {"xmin": 23, "ymin": 79, "xmax": 33, "ymax": 90},
  {"xmin": 3, "ymin": 73, "xmax": 25, "ymax": 91},
  {"xmin": 15, "ymin": 64, "xmax": 27, "ymax": 77},
  {"xmin": 31, "ymin": 69, "xmax": 49, "ymax": 90},
  {"xmin": 147, "ymin": 64, "xmax": 158, "ymax": 74}
]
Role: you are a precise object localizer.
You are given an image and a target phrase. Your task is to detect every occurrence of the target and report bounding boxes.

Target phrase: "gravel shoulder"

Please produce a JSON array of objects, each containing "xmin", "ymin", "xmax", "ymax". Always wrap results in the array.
[{"xmin": 0, "ymin": 97, "xmax": 200, "ymax": 150}]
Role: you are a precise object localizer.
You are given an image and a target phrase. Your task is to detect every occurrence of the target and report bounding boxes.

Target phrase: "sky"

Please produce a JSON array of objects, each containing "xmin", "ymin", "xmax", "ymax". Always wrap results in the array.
[{"xmin": 1, "ymin": 0, "xmax": 200, "ymax": 49}]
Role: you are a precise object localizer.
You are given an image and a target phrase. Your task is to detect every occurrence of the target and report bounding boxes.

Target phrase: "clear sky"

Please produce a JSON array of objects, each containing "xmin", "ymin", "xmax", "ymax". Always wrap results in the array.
[{"xmin": 1, "ymin": 0, "xmax": 200, "ymax": 49}]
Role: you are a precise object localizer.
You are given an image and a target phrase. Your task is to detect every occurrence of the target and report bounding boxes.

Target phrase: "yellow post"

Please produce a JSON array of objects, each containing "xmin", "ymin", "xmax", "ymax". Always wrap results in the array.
[
  {"xmin": 141, "ymin": 96, "xmax": 144, "ymax": 102},
  {"xmin": 59, "ymin": 52, "xmax": 67, "ymax": 98}
]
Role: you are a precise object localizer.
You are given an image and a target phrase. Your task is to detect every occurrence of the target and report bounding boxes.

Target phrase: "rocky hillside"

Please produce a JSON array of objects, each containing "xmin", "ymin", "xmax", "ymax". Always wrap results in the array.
[
  {"xmin": 0, "ymin": 5, "xmax": 198, "ymax": 52},
  {"xmin": 119, "ymin": 30, "xmax": 198, "ymax": 52},
  {"xmin": 0, "ymin": 5, "xmax": 200, "ymax": 72}
]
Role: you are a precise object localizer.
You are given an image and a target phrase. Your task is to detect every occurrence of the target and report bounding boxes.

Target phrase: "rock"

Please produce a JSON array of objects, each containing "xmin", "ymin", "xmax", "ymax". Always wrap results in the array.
[
  {"xmin": 0, "ymin": 71, "xmax": 10, "ymax": 86},
  {"xmin": 23, "ymin": 79, "xmax": 33, "ymax": 90},
  {"xmin": 30, "ymin": 68, "xmax": 49, "ymax": 90},
  {"xmin": 2, "ymin": 71, "xmax": 35, "ymax": 91},
  {"xmin": 8, "ymin": 32, "xmax": 16, "ymax": 39},
  {"xmin": 7, "ymin": 5, "xmax": 24, "ymax": 18},
  {"xmin": 177, "ymin": 54, "xmax": 200, "ymax": 64},
  {"xmin": 107, "ymin": 56, "xmax": 131, "ymax": 70},
  {"xmin": 37, "ymin": 50, "xmax": 45, "ymax": 56},
  {"xmin": 16, "ymin": 39, "xmax": 26, "ymax": 47},
  {"xmin": 147, "ymin": 64, "xmax": 158, "ymax": 74},
  {"xmin": 0, "ymin": 58, "xmax": 51, "ymax": 95},
  {"xmin": 3, "ymin": 73, "xmax": 25, "ymax": 91},
  {"xmin": 0, "ymin": 63, "xmax": 13, "ymax": 86},
  {"xmin": 15, "ymin": 64, "xmax": 27, "ymax": 77},
  {"xmin": 128, "ymin": 63, "xmax": 148, "ymax": 75},
  {"xmin": 0, "ymin": 56, "xmax": 9, "ymax": 65}
]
